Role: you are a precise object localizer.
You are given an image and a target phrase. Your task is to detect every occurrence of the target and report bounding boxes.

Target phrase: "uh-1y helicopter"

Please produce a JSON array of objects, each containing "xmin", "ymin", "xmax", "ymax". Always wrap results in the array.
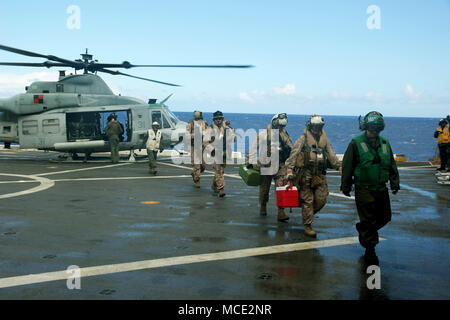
[{"xmin": 0, "ymin": 44, "xmax": 252, "ymax": 160}]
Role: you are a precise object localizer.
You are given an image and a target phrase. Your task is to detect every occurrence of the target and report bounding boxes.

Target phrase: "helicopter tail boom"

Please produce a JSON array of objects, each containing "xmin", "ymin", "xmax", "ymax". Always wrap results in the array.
[
  {"xmin": 0, "ymin": 98, "xmax": 25, "ymax": 116},
  {"xmin": 0, "ymin": 94, "xmax": 81, "ymax": 115}
]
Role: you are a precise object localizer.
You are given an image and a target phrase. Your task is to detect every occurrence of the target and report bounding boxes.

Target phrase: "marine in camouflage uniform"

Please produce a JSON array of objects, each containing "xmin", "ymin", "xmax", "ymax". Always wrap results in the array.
[
  {"xmin": 186, "ymin": 111, "xmax": 208, "ymax": 188},
  {"xmin": 249, "ymin": 113, "xmax": 293, "ymax": 221},
  {"xmin": 204, "ymin": 110, "xmax": 235, "ymax": 197},
  {"xmin": 341, "ymin": 111, "xmax": 400, "ymax": 265},
  {"xmin": 104, "ymin": 114, "xmax": 124, "ymax": 163},
  {"xmin": 285, "ymin": 115, "xmax": 341, "ymax": 237}
]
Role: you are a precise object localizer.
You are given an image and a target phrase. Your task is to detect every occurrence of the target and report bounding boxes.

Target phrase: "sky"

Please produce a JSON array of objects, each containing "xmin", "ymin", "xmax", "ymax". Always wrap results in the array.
[{"xmin": 0, "ymin": 0, "xmax": 449, "ymax": 117}]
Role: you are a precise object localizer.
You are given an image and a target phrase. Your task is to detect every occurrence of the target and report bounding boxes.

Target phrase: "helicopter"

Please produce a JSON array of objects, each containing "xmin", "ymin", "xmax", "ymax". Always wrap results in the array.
[{"xmin": 0, "ymin": 44, "xmax": 252, "ymax": 160}]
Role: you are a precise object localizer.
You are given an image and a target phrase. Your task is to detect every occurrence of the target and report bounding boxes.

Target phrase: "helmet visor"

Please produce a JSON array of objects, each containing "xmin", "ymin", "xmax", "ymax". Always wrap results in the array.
[
  {"xmin": 365, "ymin": 114, "xmax": 384, "ymax": 132},
  {"xmin": 366, "ymin": 124, "xmax": 383, "ymax": 132}
]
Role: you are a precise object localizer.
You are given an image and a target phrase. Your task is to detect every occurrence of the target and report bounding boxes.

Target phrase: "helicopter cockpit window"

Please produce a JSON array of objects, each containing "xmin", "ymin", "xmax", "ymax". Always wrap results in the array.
[
  {"xmin": 152, "ymin": 111, "xmax": 163, "ymax": 128},
  {"xmin": 165, "ymin": 108, "xmax": 179, "ymax": 125},
  {"xmin": 162, "ymin": 114, "xmax": 171, "ymax": 129}
]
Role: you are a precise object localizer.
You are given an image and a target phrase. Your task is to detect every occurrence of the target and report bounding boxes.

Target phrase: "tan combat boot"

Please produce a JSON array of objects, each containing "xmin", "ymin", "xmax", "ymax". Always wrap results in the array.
[
  {"xmin": 277, "ymin": 208, "xmax": 289, "ymax": 222},
  {"xmin": 260, "ymin": 203, "xmax": 267, "ymax": 216},
  {"xmin": 194, "ymin": 181, "xmax": 200, "ymax": 188},
  {"xmin": 304, "ymin": 224, "xmax": 317, "ymax": 237}
]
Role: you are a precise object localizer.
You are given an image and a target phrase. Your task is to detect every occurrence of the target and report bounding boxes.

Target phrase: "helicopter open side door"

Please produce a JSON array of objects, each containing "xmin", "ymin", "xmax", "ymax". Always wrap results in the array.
[{"xmin": 66, "ymin": 110, "xmax": 132, "ymax": 143}]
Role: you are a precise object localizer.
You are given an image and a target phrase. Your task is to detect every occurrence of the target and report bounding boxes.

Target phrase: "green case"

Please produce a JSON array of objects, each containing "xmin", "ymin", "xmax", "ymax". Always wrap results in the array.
[{"xmin": 239, "ymin": 164, "xmax": 261, "ymax": 186}]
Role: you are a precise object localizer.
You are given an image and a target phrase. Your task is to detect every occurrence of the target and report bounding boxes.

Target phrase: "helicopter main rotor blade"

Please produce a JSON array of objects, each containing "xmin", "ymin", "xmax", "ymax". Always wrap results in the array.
[
  {"xmin": 0, "ymin": 44, "xmax": 82, "ymax": 69},
  {"xmin": 0, "ymin": 61, "xmax": 73, "ymax": 68},
  {"xmin": 93, "ymin": 63, "xmax": 253, "ymax": 69},
  {"xmin": 0, "ymin": 44, "xmax": 50, "ymax": 59},
  {"xmin": 89, "ymin": 63, "xmax": 253, "ymax": 71},
  {"xmin": 131, "ymin": 64, "xmax": 254, "ymax": 68},
  {"xmin": 98, "ymin": 68, "xmax": 181, "ymax": 87}
]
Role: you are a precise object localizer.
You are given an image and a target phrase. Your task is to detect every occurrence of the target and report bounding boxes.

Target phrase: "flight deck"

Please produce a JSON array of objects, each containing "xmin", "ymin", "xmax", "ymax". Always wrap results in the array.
[{"xmin": 0, "ymin": 146, "xmax": 448, "ymax": 300}]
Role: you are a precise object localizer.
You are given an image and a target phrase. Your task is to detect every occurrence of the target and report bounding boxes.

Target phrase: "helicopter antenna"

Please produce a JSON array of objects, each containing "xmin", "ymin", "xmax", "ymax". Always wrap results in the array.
[
  {"xmin": 160, "ymin": 94, "xmax": 173, "ymax": 105},
  {"xmin": 0, "ymin": 44, "xmax": 254, "ymax": 87}
]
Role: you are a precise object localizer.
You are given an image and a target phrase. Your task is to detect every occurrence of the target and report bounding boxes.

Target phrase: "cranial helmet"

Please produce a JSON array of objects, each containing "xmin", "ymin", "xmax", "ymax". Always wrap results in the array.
[
  {"xmin": 306, "ymin": 114, "xmax": 324, "ymax": 131},
  {"xmin": 271, "ymin": 113, "xmax": 288, "ymax": 128},
  {"xmin": 152, "ymin": 121, "xmax": 160, "ymax": 128},
  {"xmin": 360, "ymin": 111, "xmax": 385, "ymax": 132},
  {"xmin": 212, "ymin": 110, "xmax": 224, "ymax": 120},
  {"xmin": 439, "ymin": 118, "xmax": 448, "ymax": 126},
  {"xmin": 193, "ymin": 110, "xmax": 203, "ymax": 120}
]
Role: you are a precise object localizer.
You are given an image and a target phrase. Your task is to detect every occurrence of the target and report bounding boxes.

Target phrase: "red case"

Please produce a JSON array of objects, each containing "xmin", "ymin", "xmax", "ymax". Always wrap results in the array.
[{"xmin": 276, "ymin": 180, "xmax": 300, "ymax": 208}]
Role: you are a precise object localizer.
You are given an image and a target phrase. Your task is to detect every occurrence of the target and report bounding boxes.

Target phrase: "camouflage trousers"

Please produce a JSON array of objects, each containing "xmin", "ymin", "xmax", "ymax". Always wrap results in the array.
[
  {"xmin": 191, "ymin": 147, "xmax": 206, "ymax": 182},
  {"xmin": 212, "ymin": 163, "xmax": 226, "ymax": 191},
  {"xmin": 147, "ymin": 149, "xmax": 158, "ymax": 170},
  {"xmin": 109, "ymin": 135, "xmax": 120, "ymax": 163},
  {"xmin": 297, "ymin": 170, "xmax": 329, "ymax": 225},
  {"xmin": 259, "ymin": 165, "xmax": 287, "ymax": 205}
]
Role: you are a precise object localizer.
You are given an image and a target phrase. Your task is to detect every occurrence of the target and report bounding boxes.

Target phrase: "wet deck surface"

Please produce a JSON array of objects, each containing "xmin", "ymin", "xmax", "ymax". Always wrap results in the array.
[{"xmin": 0, "ymin": 147, "xmax": 448, "ymax": 300}]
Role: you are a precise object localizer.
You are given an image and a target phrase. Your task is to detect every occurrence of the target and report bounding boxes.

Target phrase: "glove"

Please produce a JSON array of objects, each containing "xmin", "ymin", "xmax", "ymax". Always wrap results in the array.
[{"xmin": 286, "ymin": 173, "xmax": 294, "ymax": 181}]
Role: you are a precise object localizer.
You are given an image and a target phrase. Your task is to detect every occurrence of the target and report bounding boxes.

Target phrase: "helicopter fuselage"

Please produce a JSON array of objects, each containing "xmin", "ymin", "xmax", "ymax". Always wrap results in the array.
[{"xmin": 0, "ymin": 74, "xmax": 187, "ymax": 155}]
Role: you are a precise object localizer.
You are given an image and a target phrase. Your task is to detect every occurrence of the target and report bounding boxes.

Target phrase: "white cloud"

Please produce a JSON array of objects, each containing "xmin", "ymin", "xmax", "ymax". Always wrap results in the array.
[
  {"xmin": 404, "ymin": 84, "xmax": 421, "ymax": 102},
  {"xmin": 0, "ymin": 71, "xmax": 56, "ymax": 97},
  {"xmin": 239, "ymin": 92, "xmax": 254, "ymax": 103},
  {"xmin": 273, "ymin": 83, "xmax": 296, "ymax": 95}
]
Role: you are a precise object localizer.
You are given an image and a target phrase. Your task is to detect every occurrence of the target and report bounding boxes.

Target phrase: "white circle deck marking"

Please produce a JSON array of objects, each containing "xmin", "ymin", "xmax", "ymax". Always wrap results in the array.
[{"xmin": 0, "ymin": 174, "xmax": 55, "ymax": 200}]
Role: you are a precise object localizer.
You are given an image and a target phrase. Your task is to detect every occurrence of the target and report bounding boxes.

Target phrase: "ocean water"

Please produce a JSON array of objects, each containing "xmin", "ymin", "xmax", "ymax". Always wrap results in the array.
[{"xmin": 175, "ymin": 112, "xmax": 442, "ymax": 161}]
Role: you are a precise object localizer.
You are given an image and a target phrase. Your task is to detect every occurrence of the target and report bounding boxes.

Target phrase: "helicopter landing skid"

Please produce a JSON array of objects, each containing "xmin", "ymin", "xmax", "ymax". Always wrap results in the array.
[{"xmin": 128, "ymin": 150, "xmax": 136, "ymax": 162}]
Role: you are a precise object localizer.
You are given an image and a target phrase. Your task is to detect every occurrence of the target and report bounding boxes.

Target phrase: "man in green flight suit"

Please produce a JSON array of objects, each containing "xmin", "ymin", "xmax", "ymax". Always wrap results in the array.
[
  {"xmin": 104, "ymin": 113, "xmax": 124, "ymax": 163},
  {"xmin": 341, "ymin": 111, "xmax": 400, "ymax": 265}
]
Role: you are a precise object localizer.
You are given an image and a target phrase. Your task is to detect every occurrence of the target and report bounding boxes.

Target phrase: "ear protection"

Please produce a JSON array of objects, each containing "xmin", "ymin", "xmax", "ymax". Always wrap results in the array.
[
  {"xmin": 271, "ymin": 113, "xmax": 288, "ymax": 128},
  {"xmin": 193, "ymin": 110, "xmax": 203, "ymax": 120},
  {"xmin": 359, "ymin": 111, "xmax": 385, "ymax": 131},
  {"xmin": 213, "ymin": 111, "xmax": 224, "ymax": 121},
  {"xmin": 306, "ymin": 114, "xmax": 324, "ymax": 130}
]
